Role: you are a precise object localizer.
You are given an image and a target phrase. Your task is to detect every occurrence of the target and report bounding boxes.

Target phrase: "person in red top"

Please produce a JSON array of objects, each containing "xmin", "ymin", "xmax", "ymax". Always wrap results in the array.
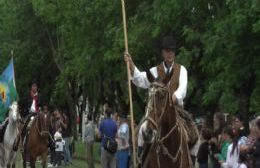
[
  {"xmin": 13, "ymin": 80, "xmax": 43, "ymax": 151},
  {"xmin": 20, "ymin": 80, "xmax": 42, "ymax": 117}
]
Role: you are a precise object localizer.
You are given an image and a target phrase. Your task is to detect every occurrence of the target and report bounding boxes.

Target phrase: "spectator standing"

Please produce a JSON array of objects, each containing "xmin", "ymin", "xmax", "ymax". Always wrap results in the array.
[
  {"xmin": 197, "ymin": 128, "xmax": 212, "ymax": 168},
  {"xmin": 61, "ymin": 109, "xmax": 72, "ymax": 165},
  {"xmin": 251, "ymin": 118, "xmax": 260, "ymax": 168},
  {"xmin": 49, "ymin": 107, "xmax": 62, "ymax": 167},
  {"xmin": 99, "ymin": 107, "xmax": 117, "ymax": 168},
  {"xmin": 224, "ymin": 133, "xmax": 240, "ymax": 168},
  {"xmin": 116, "ymin": 113, "xmax": 130, "ymax": 168},
  {"xmin": 215, "ymin": 126, "xmax": 233, "ymax": 165},
  {"xmin": 85, "ymin": 114, "xmax": 95, "ymax": 168},
  {"xmin": 231, "ymin": 115, "xmax": 248, "ymax": 144},
  {"xmin": 209, "ymin": 112, "xmax": 226, "ymax": 168},
  {"xmin": 54, "ymin": 131, "xmax": 65, "ymax": 167},
  {"xmin": 246, "ymin": 119, "xmax": 258, "ymax": 147}
]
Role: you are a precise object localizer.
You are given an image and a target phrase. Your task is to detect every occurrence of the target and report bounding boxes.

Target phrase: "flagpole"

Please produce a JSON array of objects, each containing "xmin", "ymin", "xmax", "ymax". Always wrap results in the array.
[
  {"xmin": 120, "ymin": 0, "xmax": 137, "ymax": 168},
  {"xmin": 10, "ymin": 50, "xmax": 17, "ymax": 94},
  {"xmin": 11, "ymin": 50, "xmax": 14, "ymax": 58}
]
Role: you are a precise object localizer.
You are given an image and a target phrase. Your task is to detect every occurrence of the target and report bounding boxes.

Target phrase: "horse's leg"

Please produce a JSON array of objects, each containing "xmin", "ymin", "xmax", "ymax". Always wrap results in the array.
[
  {"xmin": 10, "ymin": 151, "xmax": 17, "ymax": 168},
  {"xmin": 29, "ymin": 157, "xmax": 36, "ymax": 168},
  {"xmin": 22, "ymin": 152, "xmax": 27, "ymax": 168},
  {"xmin": 41, "ymin": 150, "xmax": 48, "ymax": 168},
  {"xmin": 5, "ymin": 148, "xmax": 11, "ymax": 168}
]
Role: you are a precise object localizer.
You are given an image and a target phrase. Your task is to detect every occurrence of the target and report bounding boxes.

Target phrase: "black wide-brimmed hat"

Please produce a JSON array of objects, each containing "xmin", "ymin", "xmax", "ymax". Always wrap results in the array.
[
  {"xmin": 29, "ymin": 79, "xmax": 39, "ymax": 88},
  {"xmin": 160, "ymin": 36, "xmax": 177, "ymax": 50}
]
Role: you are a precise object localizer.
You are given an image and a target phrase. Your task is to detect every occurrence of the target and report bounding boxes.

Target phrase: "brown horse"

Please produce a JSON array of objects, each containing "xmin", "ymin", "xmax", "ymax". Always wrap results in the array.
[
  {"xmin": 141, "ymin": 82, "xmax": 193, "ymax": 168},
  {"xmin": 22, "ymin": 112, "xmax": 51, "ymax": 168}
]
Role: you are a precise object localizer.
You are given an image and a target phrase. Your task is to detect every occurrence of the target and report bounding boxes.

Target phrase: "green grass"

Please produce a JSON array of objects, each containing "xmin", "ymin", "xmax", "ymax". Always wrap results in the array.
[{"xmin": 15, "ymin": 141, "xmax": 101, "ymax": 168}]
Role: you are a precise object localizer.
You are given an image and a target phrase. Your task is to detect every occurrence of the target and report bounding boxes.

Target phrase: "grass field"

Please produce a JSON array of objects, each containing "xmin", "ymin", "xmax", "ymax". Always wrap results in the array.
[{"xmin": 15, "ymin": 141, "xmax": 101, "ymax": 168}]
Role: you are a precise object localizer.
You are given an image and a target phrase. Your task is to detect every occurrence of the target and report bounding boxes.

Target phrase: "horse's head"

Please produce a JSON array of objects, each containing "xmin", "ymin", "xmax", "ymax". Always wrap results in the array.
[
  {"xmin": 142, "ymin": 82, "xmax": 172, "ymax": 143},
  {"xmin": 8, "ymin": 101, "xmax": 20, "ymax": 123},
  {"xmin": 37, "ymin": 111, "xmax": 51, "ymax": 138}
]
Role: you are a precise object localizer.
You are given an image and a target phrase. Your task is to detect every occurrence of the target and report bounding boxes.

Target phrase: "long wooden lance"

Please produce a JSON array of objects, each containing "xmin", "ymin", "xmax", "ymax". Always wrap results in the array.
[{"xmin": 120, "ymin": 0, "xmax": 137, "ymax": 167}]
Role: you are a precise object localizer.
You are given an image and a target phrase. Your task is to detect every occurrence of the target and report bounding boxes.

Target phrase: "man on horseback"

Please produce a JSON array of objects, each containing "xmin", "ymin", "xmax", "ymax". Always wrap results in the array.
[
  {"xmin": 13, "ymin": 79, "xmax": 43, "ymax": 151},
  {"xmin": 124, "ymin": 36, "xmax": 187, "ymax": 107},
  {"xmin": 124, "ymin": 36, "xmax": 198, "ymax": 167},
  {"xmin": 20, "ymin": 80, "xmax": 43, "ymax": 117}
]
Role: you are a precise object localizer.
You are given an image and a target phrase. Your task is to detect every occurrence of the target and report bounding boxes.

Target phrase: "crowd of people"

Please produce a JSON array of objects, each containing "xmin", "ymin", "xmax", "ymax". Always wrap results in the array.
[
  {"xmin": 46, "ymin": 106, "xmax": 73, "ymax": 167},
  {"xmin": 84, "ymin": 104, "xmax": 131, "ymax": 168},
  {"xmin": 194, "ymin": 113, "xmax": 260, "ymax": 168},
  {"xmin": 83, "ymin": 106, "xmax": 260, "ymax": 168}
]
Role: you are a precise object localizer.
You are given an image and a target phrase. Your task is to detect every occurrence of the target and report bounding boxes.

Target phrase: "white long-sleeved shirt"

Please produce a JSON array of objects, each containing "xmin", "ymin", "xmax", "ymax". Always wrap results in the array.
[
  {"xmin": 132, "ymin": 62, "xmax": 188, "ymax": 106},
  {"xmin": 85, "ymin": 121, "xmax": 95, "ymax": 142},
  {"xmin": 117, "ymin": 122, "xmax": 129, "ymax": 150},
  {"xmin": 224, "ymin": 144, "xmax": 239, "ymax": 168},
  {"xmin": 223, "ymin": 138, "xmax": 246, "ymax": 168}
]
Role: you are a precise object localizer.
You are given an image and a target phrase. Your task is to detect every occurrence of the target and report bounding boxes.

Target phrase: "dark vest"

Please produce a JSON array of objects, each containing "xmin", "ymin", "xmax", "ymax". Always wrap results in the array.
[
  {"xmin": 156, "ymin": 63, "xmax": 181, "ymax": 96},
  {"xmin": 20, "ymin": 93, "xmax": 42, "ymax": 118}
]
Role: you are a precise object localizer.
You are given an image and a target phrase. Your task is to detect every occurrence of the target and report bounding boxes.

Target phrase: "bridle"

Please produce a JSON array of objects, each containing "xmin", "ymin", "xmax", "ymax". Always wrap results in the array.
[
  {"xmin": 143, "ymin": 82, "xmax": 183, "ymax": 168},
  {"xmin": 35, "ymin": 113, "xmax": 54, "ymax": 143}
]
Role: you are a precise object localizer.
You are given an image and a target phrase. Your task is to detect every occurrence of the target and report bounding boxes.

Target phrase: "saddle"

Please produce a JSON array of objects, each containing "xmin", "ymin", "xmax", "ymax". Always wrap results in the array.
[
  {"xmin": 0, "ymin": 120, "xmax": 9, "ymax": 143},
  {"xmin": 175, "ymin": 106, "xmax": 199, "ymax": 147}
]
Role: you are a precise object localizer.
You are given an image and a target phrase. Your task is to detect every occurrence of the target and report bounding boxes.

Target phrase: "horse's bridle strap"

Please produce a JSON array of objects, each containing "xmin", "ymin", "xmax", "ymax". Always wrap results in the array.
[
  {"xmin": 143, "ymin": 117, "xmax": 158, "ymax": 130},
  {"xmin": 144, "ymin": 85, "xmax": 184, "ymax": 167}
]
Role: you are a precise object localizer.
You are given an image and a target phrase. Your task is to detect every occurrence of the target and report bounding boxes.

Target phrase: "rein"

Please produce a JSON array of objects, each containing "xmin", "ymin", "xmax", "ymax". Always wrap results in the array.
[
  {"xmin": 35, "ymin": 114, "xmax": 54, "ymax": 144},
  {"xmin": 143, "ymin": 84, "xmax": 183, "ymax": 168}
]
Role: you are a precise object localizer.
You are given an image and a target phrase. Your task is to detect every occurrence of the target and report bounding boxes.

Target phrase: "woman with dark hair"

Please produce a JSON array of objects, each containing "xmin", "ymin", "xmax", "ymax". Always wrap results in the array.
[
  {"xmin": 224, "ymin": 131, "xmax": 240, "ymax": 168},
  {"xmin": 231, "ymin": 114, "xmax": 248, "ymax": 144},
  {"xmin": 209, "ymin": 112, "xmax": 226, "ymax": 168},
  {"xmin": 215, "ymin": 126, "xmax": 233, "ymax": 164},
  {"xmin": 197, "ymin": 128, "xmax": 212, "ymax": 168}
]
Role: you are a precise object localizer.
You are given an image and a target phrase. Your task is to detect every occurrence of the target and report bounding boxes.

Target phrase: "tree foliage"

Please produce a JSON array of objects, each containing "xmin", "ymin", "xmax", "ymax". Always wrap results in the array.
[{"xmin": 0, "ymin": 0, "xmax": 259, "ymax": 133}]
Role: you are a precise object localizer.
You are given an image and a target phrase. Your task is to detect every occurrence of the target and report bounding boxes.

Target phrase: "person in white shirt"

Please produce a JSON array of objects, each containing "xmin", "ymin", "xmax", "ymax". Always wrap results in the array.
[
  {"xmin": 85, "ymin": 115, "xmax": 95, "ymax": 168},
  {"xmin": 124, "ymin": 36, "xmax": 187, "ymax": 107},
  {"xmin": 124, "ymin": 36, "xmax": 191, "ymax": 157},
  {"xmin": 116, "ymin": 113, "xmax": 130, "ymax": 168},
  {"xmin": 222, "ymin": 138, "xmax": 240, "ymax": 168},
  {"xmin": 54, "ymin": 131, "xmax": 65, "ymax": 167}
]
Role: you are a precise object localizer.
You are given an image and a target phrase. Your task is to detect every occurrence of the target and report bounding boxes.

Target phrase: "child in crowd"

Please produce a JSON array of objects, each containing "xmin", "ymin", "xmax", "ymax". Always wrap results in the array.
[
  {"xmin": 197, "ymin": 128, "xmax": 212, "ymax": 168},
  {"xmin": 54, "ymin": 131, "xmax": 65, "ymax": 167},
  {"xmin": 215, "ymin": 126, "xmax": 233, "ymax": 164}
]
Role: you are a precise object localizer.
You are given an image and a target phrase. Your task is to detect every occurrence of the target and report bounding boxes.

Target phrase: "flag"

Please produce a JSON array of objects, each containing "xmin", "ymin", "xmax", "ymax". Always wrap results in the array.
[{"xmin": 0, "ymin": 58, "xmax": 17, "ymax": 122}]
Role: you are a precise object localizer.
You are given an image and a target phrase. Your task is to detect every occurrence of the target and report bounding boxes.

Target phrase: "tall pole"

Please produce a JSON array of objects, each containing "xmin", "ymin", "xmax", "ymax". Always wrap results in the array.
[
  {"xmin": 120, "ymin": 0, "xmax": 137, "ymax": 167},
  {"xmin": 11, "ymin": 50, "xmax": 14, "ymax": 58}
]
